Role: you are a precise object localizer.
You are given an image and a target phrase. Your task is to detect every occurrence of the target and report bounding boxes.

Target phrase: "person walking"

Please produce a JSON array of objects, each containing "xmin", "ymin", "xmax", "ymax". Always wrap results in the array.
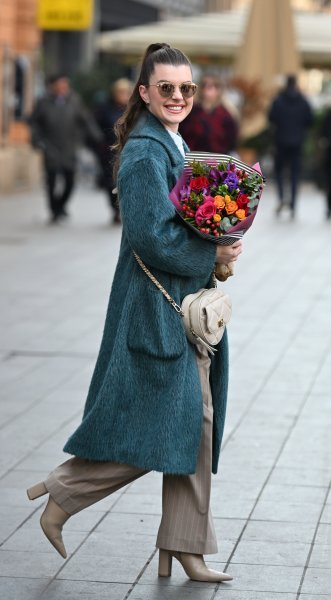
[
  {"xmin": 26, "ymin": 43, "xmax": 242, "ymax": 583},
  {"xmin": 180, "ymin": 72, "xmax": 239, "ymax": 154},
  {"xmin": 268, "ymin": 75, "xmax": 313, "ymax": 218},
  {"xmin": 94, "ymin": 78, "xmax": 133, "ymax": 224},
  {"xmin": 29, "ymin": 74, "xmax": 101, "ymax": 223},
  {"xmin": 320, "ymin": 106, "xmax": 331, "ymax": 219}
]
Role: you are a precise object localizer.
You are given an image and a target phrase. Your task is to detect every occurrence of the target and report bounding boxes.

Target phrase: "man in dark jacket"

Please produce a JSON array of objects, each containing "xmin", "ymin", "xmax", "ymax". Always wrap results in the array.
[
  {"xmin": 94, "ymin": 78, "xmax": 132, "ymax": 224},
  {"xmin": 30, "ymin": 75, "xmax": 101, "ymax": 223},
  {"xmin": 269, "ymin": 75, "xmax": 313, "ymax": 217},
  {"xmin": 321, "ymin": 107, "xmax": 331, "ymax": 219}
]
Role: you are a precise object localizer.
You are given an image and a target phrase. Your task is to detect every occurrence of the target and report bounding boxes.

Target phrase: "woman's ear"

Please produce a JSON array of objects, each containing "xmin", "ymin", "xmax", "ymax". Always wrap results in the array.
[{"xmin": 139, "ymin": 84, "xmax": 150, "ymax": 105}]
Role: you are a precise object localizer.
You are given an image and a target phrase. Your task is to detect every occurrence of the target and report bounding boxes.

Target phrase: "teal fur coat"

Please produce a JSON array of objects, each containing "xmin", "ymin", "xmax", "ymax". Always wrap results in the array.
[{"xmin": 64, "ymin": 110, "xmax": 229, "ymax": 475}]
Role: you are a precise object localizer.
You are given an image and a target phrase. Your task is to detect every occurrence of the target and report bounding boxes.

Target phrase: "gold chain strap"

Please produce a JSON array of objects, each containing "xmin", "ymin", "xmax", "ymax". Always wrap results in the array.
[
  {"xmin": 133, "ymin": 252, "xmax": 218, "ymax": 316},
  {"xmin": 133, "ymin": 252, "xmax": 184, "ymax": 315}
]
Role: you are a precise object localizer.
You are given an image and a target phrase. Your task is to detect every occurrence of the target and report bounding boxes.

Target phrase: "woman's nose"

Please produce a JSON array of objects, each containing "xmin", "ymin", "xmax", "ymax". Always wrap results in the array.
[{"xmin": 171, "ymin": 86, "xmax": 184, "ymax": 101}]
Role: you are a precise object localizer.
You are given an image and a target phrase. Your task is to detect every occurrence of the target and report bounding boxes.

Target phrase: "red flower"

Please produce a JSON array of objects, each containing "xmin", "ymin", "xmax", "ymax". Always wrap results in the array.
[
  {"xmin": 237, "ymin": 193, "xmax": 249, "ymax": 209},
  {"xmin": 190, "ymin": 176, "xmax": 210, "ymax": 191},
  {"xmin": 195, "ymin": 201, "xmax": 216, "ymax": 226}
]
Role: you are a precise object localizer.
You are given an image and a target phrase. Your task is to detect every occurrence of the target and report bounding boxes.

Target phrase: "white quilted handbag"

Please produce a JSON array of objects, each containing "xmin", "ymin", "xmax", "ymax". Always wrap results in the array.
[
  {"xmin": 133, "ymin": 253, "xmax": 232, "ymax": 355},
  {"xmin": 181, "ymin": 288, "xmax": 232, "ymax": 353}
]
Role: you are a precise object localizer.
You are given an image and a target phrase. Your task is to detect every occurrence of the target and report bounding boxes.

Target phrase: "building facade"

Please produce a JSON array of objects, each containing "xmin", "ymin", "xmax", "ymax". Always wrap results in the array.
[
  {"xmin": 293, "ymin": 0, "xmax": 331, "ymax": 10},
  {"xmin": 100, "ymin": 0, "xmax": 205, "ymax": 32},
  {"xmin": 2, "ymin": 0, "xmax": 331, "ymax": 194},
  {"xmin": 0, "ymin": 0, "xmax": 40, "ymax": 193}
]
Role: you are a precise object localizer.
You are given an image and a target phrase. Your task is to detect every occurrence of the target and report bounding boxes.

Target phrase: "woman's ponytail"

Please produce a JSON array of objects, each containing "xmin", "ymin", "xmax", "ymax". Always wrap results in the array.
[{"xmin": 144, "ymin": 42, "xmax": 170, "ymax": 56}]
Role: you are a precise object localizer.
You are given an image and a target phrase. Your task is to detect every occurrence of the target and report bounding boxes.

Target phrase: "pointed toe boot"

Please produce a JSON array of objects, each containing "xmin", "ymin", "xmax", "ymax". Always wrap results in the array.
[{"xmin": 27, "ymin": 482, "xmax": 70, "ymax": 559}]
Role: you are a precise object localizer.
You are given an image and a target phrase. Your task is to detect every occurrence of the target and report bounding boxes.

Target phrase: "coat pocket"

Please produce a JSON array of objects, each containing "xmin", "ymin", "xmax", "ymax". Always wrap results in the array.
[{"xmin": 127, "ymin": 285, "xmax": 187, "ymax": 359}]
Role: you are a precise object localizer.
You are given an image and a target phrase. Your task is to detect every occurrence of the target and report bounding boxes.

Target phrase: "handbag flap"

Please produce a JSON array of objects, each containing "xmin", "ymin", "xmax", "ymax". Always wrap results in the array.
[
  {"xmin": 203, "ymin": 292, "xmax": 232, "ymax": 333},
  {"xmin": 187, "ymin": 289, "xmax": 232, "ymax": 346}
]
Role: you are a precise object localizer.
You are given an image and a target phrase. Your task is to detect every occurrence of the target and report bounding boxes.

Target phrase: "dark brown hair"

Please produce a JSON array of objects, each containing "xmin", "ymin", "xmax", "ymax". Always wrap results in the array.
[{"xmin": 113, "ymin": 42, "xmax": 191, "ymax": 178}]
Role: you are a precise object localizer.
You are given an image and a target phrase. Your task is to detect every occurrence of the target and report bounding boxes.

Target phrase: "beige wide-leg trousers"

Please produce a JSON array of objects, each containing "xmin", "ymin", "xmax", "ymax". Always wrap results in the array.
[{"xmin": 45, "ymin": 346, "xmax": 218, "ymax": 554}]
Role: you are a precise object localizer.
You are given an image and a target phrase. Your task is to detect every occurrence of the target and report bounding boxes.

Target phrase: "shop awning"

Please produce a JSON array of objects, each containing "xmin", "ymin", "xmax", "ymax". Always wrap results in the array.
[{"xmin": 97, "ymin": 9, "xmax": 331, "ymax": 67}]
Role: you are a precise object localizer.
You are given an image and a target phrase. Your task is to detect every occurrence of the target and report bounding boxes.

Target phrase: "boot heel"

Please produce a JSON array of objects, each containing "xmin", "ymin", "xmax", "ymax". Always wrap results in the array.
[
  {"xmin": 27, "ymin": 482, "xmax": 47, "ymax": 500},
  {"xmin": 158, "ymin": 549, "xmax": 172, "ymax": 577}
]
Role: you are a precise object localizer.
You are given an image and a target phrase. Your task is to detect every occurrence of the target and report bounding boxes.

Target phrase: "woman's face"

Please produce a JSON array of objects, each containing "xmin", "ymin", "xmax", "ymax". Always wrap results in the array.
[
  {"xmin": 200, "ymin": 77, "xmax": 221, "ymax": 106},
  {"xmin": 139, "ymin": 63, "xmax": 194, "ymax": 133}
]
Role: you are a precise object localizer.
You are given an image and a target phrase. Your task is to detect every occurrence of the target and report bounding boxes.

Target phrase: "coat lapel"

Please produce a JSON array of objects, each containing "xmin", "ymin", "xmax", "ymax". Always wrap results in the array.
[{"xmin": 130, "ymin": 111, "xmax": 185, "ymax": 173}]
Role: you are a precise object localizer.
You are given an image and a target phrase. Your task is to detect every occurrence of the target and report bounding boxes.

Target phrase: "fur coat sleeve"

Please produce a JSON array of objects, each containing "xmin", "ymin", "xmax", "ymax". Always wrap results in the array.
[{"xmin": 118, "ymin": 138, "xmax": 217, "ymax": 278}]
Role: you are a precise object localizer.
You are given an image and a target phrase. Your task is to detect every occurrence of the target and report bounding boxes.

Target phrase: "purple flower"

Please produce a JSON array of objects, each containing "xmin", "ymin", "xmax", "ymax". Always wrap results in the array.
[
  {"xmin": 209, "ymin": 168, "xmax": 221, "ymax": 182},
  {"xmin": 180, "ymin": 185, "xmax": 190, "ymax": 199},
  {"xmin": 223, "ymin": 172, "xmax": 239, "ymax": 191}
]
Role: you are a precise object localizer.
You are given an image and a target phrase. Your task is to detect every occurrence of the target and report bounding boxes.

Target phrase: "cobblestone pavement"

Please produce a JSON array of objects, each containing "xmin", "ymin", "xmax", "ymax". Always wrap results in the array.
[{"xmin": 0, "ymin": 180, "xmax": 330, "ymax": 600}]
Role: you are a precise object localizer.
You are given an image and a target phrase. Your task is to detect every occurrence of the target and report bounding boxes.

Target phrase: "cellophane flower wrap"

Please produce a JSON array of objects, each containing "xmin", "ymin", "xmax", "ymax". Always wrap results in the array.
[{"xmin": 169, "ymin": 152, "xmax": 265, "ymax": 246}]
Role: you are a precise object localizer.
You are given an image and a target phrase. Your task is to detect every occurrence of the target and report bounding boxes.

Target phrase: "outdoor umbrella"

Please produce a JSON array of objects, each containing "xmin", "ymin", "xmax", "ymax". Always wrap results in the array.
[{"xmin": 234, "ymin": 0, "xmax": 300, "ymax": 140}]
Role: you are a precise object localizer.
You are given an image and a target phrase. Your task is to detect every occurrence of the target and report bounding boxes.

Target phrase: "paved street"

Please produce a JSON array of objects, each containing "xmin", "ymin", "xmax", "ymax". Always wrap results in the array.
[{"xmin": 0, "ymin": 178, "xmax": 330, "ymax": 600}]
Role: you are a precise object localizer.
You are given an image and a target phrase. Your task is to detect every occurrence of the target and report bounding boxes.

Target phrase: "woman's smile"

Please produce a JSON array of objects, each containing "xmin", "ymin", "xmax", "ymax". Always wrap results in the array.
[{"xmin": 164, "ymin": 104, "xmax": 186, "ymax": 114}]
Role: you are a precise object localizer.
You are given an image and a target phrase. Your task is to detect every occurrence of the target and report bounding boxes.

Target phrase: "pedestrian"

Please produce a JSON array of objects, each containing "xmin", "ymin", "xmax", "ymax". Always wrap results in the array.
[
  {"xmin": 320, "ymin": 105, "xmax": 331, "ymax": 219},
  {"xmin": 180, "ymin": 71, "xmax": 239, "ymax": 154},
  {"xmin": 29, "ymin": 74, "xmax": 101, "ymax": 223},
  {"xmin": 94, "ymin": 78, "xmax": 133, "ymax": 224},
  {"xmin": 26, "ymin": 43, "xmax": 242, "ymax": 583},
  {"xmin": 268, "ymin": 74, "xmax": 313, "ymax": 218}
]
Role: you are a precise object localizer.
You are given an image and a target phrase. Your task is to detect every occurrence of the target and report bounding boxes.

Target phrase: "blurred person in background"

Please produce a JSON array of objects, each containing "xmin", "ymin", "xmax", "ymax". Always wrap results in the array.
[
  {"xmin": 29, "ymin": 74, "xmax": 101, "ymax": 224},
  {"xmin": 180, "ymin": 72, "xmax": 239, "ymax": 154},
  {"xmin": 320, "ymin": 105, "xmax": 331, "ymax": 219},
  {"xmin": 268, "ymin": 75, "xmax": 313, "ymax": 219},
  {"xmin": 95, "ymin": 78, "xmax": 133, "ymax": 224}
]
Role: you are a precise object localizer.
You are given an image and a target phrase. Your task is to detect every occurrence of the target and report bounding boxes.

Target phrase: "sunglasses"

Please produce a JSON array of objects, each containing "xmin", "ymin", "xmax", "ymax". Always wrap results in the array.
[{"xmin": 148, "ymin": 81, "xmax": 198, "ymax": 98}]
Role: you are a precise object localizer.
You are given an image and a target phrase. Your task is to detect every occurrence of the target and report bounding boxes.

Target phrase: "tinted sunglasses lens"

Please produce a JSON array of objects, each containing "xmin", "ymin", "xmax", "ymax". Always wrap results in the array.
[
  {"xmin": 159, "ymin": 83, "xmax": 174, "ymax": 97},
  {"xmin": 180, "ymin": 84, "xmax": 197, "ymax": 97}
]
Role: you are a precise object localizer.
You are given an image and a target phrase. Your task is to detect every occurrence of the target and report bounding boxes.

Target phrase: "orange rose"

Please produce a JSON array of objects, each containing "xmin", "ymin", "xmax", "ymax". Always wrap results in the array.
[
  {"xmin": 224, "ymin": 194, "xmax": 232, "ymax": 204},
  {"xmin": 235, "ymin": 209, "xmax": 246, "ymax": 220},
  {"xmin": 214, "ymin": 195, "xmax": 225, "ymax": 209},
  {"xmin": 225, "ymin": 201, "xmax": 238, "ymax": 215},
  {"xmin": 213, "ymin": 213, "xmax": 221, "ymax": 222}
]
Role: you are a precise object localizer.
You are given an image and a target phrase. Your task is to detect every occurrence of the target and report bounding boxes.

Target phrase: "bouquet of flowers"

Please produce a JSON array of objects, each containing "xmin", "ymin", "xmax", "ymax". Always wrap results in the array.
[{"xmin": 169, "ymin": 152, "xmax": 265, "ymax": 280}]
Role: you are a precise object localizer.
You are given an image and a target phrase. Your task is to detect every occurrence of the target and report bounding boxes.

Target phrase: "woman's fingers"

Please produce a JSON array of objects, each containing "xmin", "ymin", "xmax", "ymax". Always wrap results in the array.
[
  {"xmin": 232, "ymin": 242, "xmax": 243, "ymax": 260},
  {"xmin": 216, "ymin": 241, "xmax": 243, "ymax": 264}
]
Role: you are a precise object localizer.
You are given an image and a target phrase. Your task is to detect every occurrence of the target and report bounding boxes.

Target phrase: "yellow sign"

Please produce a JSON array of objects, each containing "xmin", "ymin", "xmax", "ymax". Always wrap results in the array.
[{"xmin": 38, "ymin": 0, "xmax": 93, "ymax": 30}]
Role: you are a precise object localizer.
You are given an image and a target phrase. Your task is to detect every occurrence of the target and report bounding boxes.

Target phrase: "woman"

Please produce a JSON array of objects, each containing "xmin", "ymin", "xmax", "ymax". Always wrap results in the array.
[
  {"xmin": 180, "ymin": 71, "xmax": 239, "ymax": 154},
  {"xmin": 27, "ymin": 43, "xmax": 242, "ymax": 583}
]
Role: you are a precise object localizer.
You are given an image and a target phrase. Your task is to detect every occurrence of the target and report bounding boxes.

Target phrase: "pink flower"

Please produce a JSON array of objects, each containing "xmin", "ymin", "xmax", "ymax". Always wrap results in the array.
[{"xmin": 195, "ymin": 201, "xmax": 216, "ymax": 226}]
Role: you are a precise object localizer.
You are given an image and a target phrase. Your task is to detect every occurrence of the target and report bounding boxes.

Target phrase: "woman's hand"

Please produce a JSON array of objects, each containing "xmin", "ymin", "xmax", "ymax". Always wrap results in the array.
[{"xmin": 216, "ymin": 241, "xmax": 243, "ymax": 265}]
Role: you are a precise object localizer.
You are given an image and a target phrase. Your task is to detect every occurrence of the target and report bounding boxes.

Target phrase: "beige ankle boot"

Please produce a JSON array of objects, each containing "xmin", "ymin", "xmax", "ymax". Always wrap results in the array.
[
  {"xmin": 158, "ymin": 549, "xmax": 233, "ymax": 582},
  {"xmin": 27, "ymin": 482, "xmax": 70, "ymax": 559}
]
